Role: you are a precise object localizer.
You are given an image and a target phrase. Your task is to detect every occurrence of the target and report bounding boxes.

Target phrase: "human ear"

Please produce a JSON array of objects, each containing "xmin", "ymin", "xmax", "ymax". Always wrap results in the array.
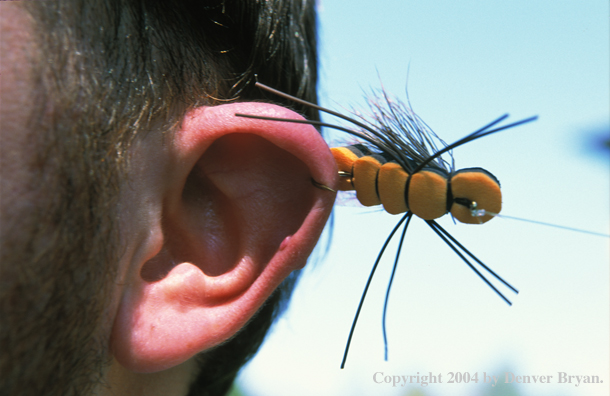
[{"xmin": 111, "ymin": 102, "xmax": 337, "ymax": 373}]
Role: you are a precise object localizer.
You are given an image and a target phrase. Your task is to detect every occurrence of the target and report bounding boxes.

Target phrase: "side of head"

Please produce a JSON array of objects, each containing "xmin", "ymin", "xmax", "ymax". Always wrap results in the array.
[{"xmin": 0, "ymin": 1, "xmax": 335, "ymax": 395}]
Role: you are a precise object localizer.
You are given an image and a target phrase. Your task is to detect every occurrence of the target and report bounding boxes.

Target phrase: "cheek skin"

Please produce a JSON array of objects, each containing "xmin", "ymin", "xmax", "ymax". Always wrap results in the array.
[
  {"xmin": 0, "ymin": 5, "xmax": 200, "ymax": 394},
  {"xmin": 101, "ymin": 357, "xmax": 196, "ymax": 396},
  {"xmin": 0, "ymin": 4, "xmax": 41, "ymax": 238},
  {"xmin": 111, "ymin": 132, "xmax": 169, "ymax": 310}
]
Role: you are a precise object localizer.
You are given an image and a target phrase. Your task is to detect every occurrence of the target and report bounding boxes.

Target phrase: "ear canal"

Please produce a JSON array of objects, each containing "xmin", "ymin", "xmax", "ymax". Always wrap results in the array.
[{"xmin": 450, "ymin": 168, "xmax": 502, "ymax": 224}]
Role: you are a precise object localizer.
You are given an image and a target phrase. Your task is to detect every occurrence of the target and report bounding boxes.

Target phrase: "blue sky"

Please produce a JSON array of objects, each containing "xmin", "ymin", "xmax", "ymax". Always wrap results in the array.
[{"xmin": 236, "ymin": 1, "xmax": 609, "ymax": 395}]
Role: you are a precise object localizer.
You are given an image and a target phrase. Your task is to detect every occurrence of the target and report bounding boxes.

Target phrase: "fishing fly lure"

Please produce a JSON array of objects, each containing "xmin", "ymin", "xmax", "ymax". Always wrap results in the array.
[{"xmin": 236, "ymin": 82, "xmax": 538, "ymax": 368}]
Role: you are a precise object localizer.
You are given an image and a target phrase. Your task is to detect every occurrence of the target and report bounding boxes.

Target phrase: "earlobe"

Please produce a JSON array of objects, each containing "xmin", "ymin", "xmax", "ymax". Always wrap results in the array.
[{"xmin": 111, "ymin": 103, "xmax": 337, "ymax": 373}]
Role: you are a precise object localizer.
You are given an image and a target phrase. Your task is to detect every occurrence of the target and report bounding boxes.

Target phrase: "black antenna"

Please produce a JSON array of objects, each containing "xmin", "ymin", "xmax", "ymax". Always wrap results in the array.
[
  {"xmin": 382, "ymin": 213, "xmax": 412, "ymax": 361},
  {"xmin": 426, "ymin": 220, "xmax": 518, "ymax": 304},
  {"xmin": 234, "ymin": 114, "xmax": 385, "ymax": 154},
  {"xmin": 250, "ymin": 82, "xmax": 412, "ymax": 169},
  {"xmin": 431, "ymin": 221, "xmax": 519, "ymax": 294},
  {"xmin": 412, "ymin": 115, "xmax": 538, "ymax": 174},
  {"xmin": 340, "ymin": 212, "xmax": 412, "ymax": 369}
]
